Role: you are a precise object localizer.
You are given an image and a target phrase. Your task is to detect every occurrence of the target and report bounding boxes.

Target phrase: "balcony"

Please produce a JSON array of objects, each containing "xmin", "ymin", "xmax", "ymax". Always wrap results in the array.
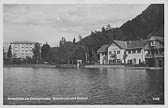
[
  {"xmin": 110, "ymin": 54, "xmax": 116, "ymax": 58},
  {"xmin": 145, "ymin": 53, "xmax": 164, "ymax": 58}
]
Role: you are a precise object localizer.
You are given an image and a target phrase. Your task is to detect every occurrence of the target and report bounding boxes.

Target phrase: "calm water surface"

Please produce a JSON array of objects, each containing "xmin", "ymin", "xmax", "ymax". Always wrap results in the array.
[{"xmin": 3, "ymin": 67, "xmax": 164, "ymax": 104}]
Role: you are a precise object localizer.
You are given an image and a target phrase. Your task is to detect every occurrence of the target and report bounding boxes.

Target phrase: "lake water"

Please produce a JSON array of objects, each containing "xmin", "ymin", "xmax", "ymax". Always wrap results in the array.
[{"xmin": 3, "ymin": 67, "xmax": 164, "ymax": 105}]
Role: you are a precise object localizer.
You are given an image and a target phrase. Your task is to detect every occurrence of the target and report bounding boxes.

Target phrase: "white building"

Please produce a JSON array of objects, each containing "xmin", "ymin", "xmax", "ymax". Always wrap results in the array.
[
  {"xmin": 107, "ymin": 40, "xmax": 127, "ymax": 64},
  {"xmin": 97, "ymin": 39, "xmax": 147, "ymax": 65},
  {"xmin": 125, "ymin": 40, "xmax": 147, "ymax": 64},
  {"xmin": 10, "ymin": 41, "xmax": 39, "ymax": 59},
  {"xmin": 97, "ymin": 44, "xmax": 109, "ymax": 64}
]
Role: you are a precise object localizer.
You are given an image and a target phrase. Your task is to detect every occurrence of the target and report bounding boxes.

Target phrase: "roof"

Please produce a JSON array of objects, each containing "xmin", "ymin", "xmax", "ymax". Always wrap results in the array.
[
  {"xmin": 11, "ymin": 41, "xmax": 38, "ymax": 44},
  {"xmin": 113, "ymin": 40, "xmax": 127, "ymax": 49},
  {"xmin": 127, "ymin": 39, "xmax": 148, "ymax": 49},
  {"xmin": 97, "ymin": 36, "xmax": 164, "ymax": 52},
  {"xmin": 97, "ymin": 44, "xmax": 109, "ymax": 53},
  {"xmin": 149, "ymin": 36, "xmax": 164, "ymax": 42}
]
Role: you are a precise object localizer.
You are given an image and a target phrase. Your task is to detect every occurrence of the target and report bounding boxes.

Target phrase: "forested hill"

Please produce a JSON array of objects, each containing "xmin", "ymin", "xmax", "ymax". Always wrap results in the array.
[
  {"xmin": 78, "ymin": 4, "xmax": 164, "ymax": 57},
  {"xmin": 120, "ymin": 4, "xmax": 164, "ymax": 40}
]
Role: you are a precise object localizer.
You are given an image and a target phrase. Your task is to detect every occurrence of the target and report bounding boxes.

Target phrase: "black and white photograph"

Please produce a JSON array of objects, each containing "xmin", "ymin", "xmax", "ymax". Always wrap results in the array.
[{"xmin": 1, "ymin": 0, "xmax": 167, "ymax": 107}]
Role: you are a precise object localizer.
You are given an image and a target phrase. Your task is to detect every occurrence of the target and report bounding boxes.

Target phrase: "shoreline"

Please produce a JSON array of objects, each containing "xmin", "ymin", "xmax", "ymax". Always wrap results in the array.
[{"xmin": 3, "ymin": 64, "xmax": 163, "ymax": 70}]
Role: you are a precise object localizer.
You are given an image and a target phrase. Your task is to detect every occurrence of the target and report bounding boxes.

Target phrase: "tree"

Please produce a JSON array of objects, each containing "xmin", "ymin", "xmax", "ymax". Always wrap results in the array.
[
  {"xmin": 78, "ymin": 35, "xmax": 82, "ymax": 42},
  {"xmin": 59, "ymin": 37, "xmax": 66, "ymax": 47},
  {"xmin": 106, "ymin": 24, "xmax": 112, "ymax": 30},
  {"xmin": 73, "ymin": 37, "xmax": 76, "ymax": 44},
  {"xmin": 33, "ymin": 43, "xmax": 41, "ymax": 64},
  {"xmin": 72, "ymin": 45, "xmax": 85, "ymax": 63},
  {"xmin": 7, "ymin": 44, "xmax": 12, "ymax": 59},
  {"xmin": 91, "ymin": 31, "xmax": 94, "ymax": 35},
  {"xmin": 102, "ymin": 27, "xmax": 106, "ymax": 32},
  {"xmin": 41, "ymin": 42, "xmax": 51, "ymax": 62}
]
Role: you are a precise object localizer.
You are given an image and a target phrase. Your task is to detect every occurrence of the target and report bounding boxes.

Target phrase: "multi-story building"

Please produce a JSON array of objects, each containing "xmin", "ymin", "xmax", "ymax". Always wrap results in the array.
[
  {"xmin": 107, "ymin": 40, "xmax": 127, "ymax": 64},
  {"xmin": 126, "ymin": 40, "xmax": 147, "ymax": 64},
  {"xmin": 97, "ymin": 36, "xmax": 164, "ymax": 67},
  {"xmin": 10, "ymin": 41, "xmax": 39, "ymax": 59},
  {"xmin": 144, "ymin": 36, "xmax": 164, "ymax": 67}
]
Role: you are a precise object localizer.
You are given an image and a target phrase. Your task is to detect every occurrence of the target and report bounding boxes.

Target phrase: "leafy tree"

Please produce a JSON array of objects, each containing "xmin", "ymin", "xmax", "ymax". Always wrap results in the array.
[
  {"xmin": 7, "ymin": 44, "xmax": 12, "ymax": 59},
  {"xmin": 26, "ymin": 56, "xmax": 33, "ymax": 64},
  {"xmin": 41, "ymin": 42, "xmax": 50, "ymax": 62},
  {"xmin": 72, "ymin": 45, "xmax": 85, "ymax": 63},
  {"xmin": 33, "ymin": 43, "xmax": 41, "ymax": 64}
]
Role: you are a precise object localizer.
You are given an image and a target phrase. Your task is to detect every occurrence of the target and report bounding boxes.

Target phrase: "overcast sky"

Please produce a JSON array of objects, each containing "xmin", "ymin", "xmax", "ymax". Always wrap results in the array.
[{"xmin": 3, "ymin": 4, "xmax": 149, "ymax": 47}]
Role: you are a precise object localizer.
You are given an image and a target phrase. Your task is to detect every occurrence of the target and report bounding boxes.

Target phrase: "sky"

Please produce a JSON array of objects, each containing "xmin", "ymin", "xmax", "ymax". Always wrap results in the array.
[{"xmin": 3, "ymin": 4, "xmax": 149, "ymax": 48}]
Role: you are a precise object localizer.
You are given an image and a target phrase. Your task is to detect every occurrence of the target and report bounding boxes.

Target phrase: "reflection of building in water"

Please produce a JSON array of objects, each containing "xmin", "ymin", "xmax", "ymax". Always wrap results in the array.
[
  {"xmin": 107, "ymin": 68, "xmax": 126, "ymax": 91},
  {"xmin": 107, "ymin": 68, "xmax": 148, "ymax": 92}
]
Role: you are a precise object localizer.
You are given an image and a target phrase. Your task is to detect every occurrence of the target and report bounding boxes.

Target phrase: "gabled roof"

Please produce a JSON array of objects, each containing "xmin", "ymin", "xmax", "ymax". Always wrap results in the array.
[
  {"xmin": 97, "ymin": 44, "xmax": 109, "ymax": 53},
  {"xmin": 149, "ymin": 36, "xmax": 164, "ymax": 42},
  {"xmin": 127, "ymin": 39, "xmax": 148, "ymax": 49},
  {"xmin": 97, "ymin": 36, "xmax": 164, "ymax": 53},
  {"xmin": 113, "ymin": 40, "xmax": 127, "ymax": 49}
]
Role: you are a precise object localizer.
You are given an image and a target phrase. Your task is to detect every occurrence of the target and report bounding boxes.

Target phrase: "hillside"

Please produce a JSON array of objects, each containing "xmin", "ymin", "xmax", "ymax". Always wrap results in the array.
[
  {"xmin": 79, "ymin": 4, "xmax": 164, "ymax": 59},
  {"xmin": 120, "ymin": 4, "xmax": 164, "ymax": 40}
]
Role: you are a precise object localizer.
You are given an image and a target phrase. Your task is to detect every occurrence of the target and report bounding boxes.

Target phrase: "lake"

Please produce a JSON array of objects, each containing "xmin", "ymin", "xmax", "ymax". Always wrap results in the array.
[{"xmin": 3, "ymin": 67, "xmax": 164, "ymax": 105}]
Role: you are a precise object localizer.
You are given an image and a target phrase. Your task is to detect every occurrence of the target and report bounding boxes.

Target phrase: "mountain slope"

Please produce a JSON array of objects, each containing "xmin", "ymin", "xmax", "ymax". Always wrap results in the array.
[
  {"xmin": 78, "ymin": 4, "xmax": 164, "ymax": 59},
  {"xmin": 120, "ymin": 4, "xmax": 164, "ymax": 40}
]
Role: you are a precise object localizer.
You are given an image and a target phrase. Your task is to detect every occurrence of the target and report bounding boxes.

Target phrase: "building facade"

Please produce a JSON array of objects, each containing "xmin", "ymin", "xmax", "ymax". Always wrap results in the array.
[
  {"xmin": 144, "ymin": 36, "xmax": 164, "ymax": 67},
  {"xmin": 97, "ymin": 36, "xmax": 163, "ymax": 66},
  {"xmin": 107, "ymin": 40, "xmax": 127, "ymax": 64},
  {"xmin": 97, "ymin": 44, "xmax": 109, "ymax": 64},
  {"xmin": 125, "ymin": 40, "xmax": 147, "ymax": 64},
  {"xmin": 10, "ymin": 41, "xmax": 39, "ymax": 59}
]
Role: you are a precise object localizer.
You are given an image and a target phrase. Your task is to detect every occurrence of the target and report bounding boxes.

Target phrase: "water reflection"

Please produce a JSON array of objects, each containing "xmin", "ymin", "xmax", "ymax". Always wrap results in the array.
[{"xmin": 3, "ymin": 67, "xmax": 164, "ymax": 104}]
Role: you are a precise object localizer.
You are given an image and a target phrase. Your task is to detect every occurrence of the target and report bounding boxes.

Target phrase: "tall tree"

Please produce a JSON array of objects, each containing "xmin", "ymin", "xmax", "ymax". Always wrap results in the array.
[
  {"xmin": 73, "ymin": 37, "xmax": 76, "ymax": 44},
  {"xmin": 7, "ymin": 44, "xmax": 12, "ymax": 59},
  {"xmin": 41, "ymin": 42, "xmax": 51, "ymax": 62},
  {"xmin": 102, "ymin": 27, "xmax": 106, "ymax": 32},
  {"xmin": 33, "ymin": 43, "xmax": 41, "ymax": 64},
  {"xmin": 59, "ymin": 37, "xmax": 66, "ymax": 47},
  {"xmin": 78, "ymin": 35, "xmax": 82, "ymax": 42}
]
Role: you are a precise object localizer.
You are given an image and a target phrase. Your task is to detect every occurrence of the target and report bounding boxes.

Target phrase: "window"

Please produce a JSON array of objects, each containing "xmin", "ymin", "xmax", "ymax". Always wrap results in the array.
[
  {"xmin": 150, "ymin": 41, "xmax": 156, "ymax": 46},
  {"xmin": 117, "ymin": 51, "xmax": 120, "ymax": 54},
  {"xmin": 137, "ymin": 49, "xmax": 141, "ymax": 53},
  {"xmin": 132, "ymin": 50, "xmax": 136, "ymax": 54},
  {"xmin": 113, "ymin": 51, "xmax": 116, "ymax": 54},
  {"xmin": 134, "ymin": 59, "xmax": 136, "ymax": 64},
  {"xmin": 109, "ymin": 51, "xmax": 112, "ymax": 55},
  {"xmin": 117, "ymin": 59, "xmax": 121, "ymax": 63},
  {"xmin": 139, "ymin": 59, "xmax": 141, "ymax": 64},
  {"xmin": 128, "ymin": 50, "xmax": 131, "ymax": 54}
]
